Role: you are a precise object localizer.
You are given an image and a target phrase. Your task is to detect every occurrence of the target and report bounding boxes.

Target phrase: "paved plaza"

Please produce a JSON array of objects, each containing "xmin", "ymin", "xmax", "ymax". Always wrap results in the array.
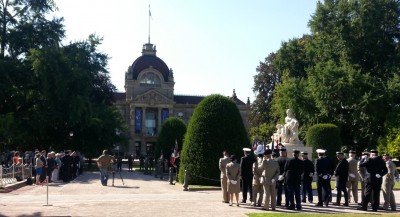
[{"xmin": 0, "ymin": 169, "xmax": 399, "ymax": 217}]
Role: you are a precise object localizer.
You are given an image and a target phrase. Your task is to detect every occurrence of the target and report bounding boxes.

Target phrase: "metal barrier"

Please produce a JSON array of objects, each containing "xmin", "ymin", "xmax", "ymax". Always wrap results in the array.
[{"xmin": 0, "ymin": 164, "xmax": 32, "ymax": 186}]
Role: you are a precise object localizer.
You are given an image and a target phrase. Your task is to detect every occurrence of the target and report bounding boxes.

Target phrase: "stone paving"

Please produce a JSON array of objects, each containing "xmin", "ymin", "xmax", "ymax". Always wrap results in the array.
[{"xmin": 0, "ymin": 168, "xmax": 399, "ymax": 217}]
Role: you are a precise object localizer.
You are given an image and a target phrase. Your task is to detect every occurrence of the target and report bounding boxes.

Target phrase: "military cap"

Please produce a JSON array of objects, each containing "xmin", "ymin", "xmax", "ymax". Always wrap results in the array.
[
  {"xmin": 243, "ymin": 148, "xmax": 251, "ymax": 152},
  {"xmin": 301, "ymin": 151, "xmax": 308, "ymax": 155},
  {"xmin": 336, "ymin": 151, "xmax": 344, "ymax": 155},
  {"xmin": 349, "ymin": 150, "xmax": 356, "ymax": 154},
  {"xmin": 293, "ymin": 149, "xmax": 300, "ymax": 154},
  {"xmin": 370, "ymin": 149, "xmax": 378, "ymax": 154}
]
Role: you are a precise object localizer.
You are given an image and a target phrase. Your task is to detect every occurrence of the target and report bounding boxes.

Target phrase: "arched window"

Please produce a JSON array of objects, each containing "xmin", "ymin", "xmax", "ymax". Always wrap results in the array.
[{"xmin": 140, "ymin": 72, "xmax": 161, "ymax": 86}]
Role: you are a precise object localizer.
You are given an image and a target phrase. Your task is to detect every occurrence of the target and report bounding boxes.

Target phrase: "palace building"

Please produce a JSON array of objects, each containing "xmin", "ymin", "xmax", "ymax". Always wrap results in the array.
[{"xmin": 114, "ymin": 41, "xmax": 250, "ymax": 156}]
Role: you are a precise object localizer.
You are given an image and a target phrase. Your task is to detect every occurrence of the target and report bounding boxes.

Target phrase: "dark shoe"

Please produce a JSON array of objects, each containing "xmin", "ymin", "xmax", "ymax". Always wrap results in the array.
[
  {"xmin": 343, "ymin": 203, "xmax": 349, "ymax": 206},
  {"xmin": 315, "ymin": 203, "xmax": 323, "ymax": 207},
  {"xmin": 241, "ymin": 200, "xmax": 246, "ymax": 204},
  {"xmin": 257, "ymin": 204, "xmax": 262, "ymax": 207},
  {"xmin": 332, "ymin": 202, "xmax": 340, "ymax": 206},
  {"xmin": 302, "ymin": 199, "xmax": 306, "ymax": 203},
  {"xmin": 287, "ymin": 206, "xmax": 295, "ymax": 210},
  {"xmin": 308, "ymin": 200, "xmax": 313, "ymax": 203},
  {"xmin": 297, "ymin": 207, "xmax": 302, "ymax": 211}
]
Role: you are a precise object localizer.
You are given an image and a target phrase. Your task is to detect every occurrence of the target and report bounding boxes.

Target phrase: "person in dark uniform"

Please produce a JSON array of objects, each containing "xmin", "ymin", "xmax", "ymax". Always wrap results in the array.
[
  {"xmin": 315, "ymin": 149, "xmax": 335, "ymax": 207},
  {"xmin": 358, "ymin": 149, "xmax": 388, "ymax": 212},
  {"xmin": 128, "ymin": 155, "xmax": 133, "ymax": 172},
  {"xmin": 240, "ymin": 147, "xmax": 254, "ymax": 204},
  {"xmin": 139, "ymin": 155, "xmax": 145, "ymax": 172},
  {"xmin": 301, "ymin": 151, "xmax": 314, "ymax": 203},
  {"xmin": 276, "ymin": 147, "xmax": 288, "ymax": 207},
  {"xmin": 284, "ymin": 149, "xmax": 304, "ymax": 210},
  {"xmin": 117, "ymin": 156, "xmax": 122, "ymax": 172},
  {"xmin": 333, "ymin": 151, "xmax": 349, "ymax": 206},
  {"xmin": 61, "ymin": 150, "xmax": 73, "ymax": 182}
]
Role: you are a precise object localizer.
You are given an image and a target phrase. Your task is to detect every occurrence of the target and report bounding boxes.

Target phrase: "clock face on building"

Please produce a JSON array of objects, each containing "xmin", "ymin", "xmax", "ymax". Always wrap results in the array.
[{"xmin": 140, "ymin": 72, "xmax": 161, "ymax": 85}]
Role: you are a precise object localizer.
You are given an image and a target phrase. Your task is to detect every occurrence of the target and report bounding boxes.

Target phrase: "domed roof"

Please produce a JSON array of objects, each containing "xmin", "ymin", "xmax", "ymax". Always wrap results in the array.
[{"xmin": 127, "ymin": 43, "xmax": 170, "ymax": 81}]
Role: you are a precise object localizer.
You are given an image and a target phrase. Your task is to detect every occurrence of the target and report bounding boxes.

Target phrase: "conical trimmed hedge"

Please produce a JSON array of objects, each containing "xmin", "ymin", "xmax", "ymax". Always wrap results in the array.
[
  {"xmin": 156, "ymin": 117, "xmax": 187, "ymax": 159},
  {"xmin": 178, "ymin": 94, "xmax": 249, "ymax": 185}
]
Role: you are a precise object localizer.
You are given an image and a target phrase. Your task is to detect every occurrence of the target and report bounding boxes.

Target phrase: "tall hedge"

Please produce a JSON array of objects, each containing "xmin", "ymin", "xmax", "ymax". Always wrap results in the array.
[
  {"xmin": 306, "ymin": 123, "xmax": 342, "ymax": 160},
  {"xmin": 178, "ymin": 94, "xmax": 249, "ymax": 185},
  {"xmin": 155, "ymin": 117, "xmax": 187, "ymax": 159}
]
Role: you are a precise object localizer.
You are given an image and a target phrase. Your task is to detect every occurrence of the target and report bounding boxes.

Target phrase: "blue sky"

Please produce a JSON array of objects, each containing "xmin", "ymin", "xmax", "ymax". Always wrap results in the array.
[{"xmin": 53, "ymin": 0, "xmax": 318, "ymax": 102}]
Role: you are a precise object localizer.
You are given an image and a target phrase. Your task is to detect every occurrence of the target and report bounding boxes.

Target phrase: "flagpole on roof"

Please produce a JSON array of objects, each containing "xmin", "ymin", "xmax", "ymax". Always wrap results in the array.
[{"xmin": 148, "ymin": 4, "xmax": 151, "ymax": 44}]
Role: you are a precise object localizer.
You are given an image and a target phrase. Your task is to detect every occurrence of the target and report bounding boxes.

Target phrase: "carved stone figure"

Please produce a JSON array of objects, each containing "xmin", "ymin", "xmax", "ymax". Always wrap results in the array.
[{"xmin": 276, "ymin": 109, "xmax": 300, "ymax": 143}]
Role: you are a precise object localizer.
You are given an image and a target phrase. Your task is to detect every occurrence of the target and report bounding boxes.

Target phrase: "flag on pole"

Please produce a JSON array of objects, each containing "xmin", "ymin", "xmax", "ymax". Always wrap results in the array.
[{"xmin": 149, "ymin": 4, "xmax": 152, "ymax": 18}]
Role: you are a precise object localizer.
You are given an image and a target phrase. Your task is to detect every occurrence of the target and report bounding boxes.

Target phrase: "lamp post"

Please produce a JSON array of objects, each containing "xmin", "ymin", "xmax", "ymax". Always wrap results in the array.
[
  {"xmin": 115, "ymin": 129, "xmax": 120, "ymax": 158},
  {"xmin": 69, "ymin": 131, "xmax": 74, "ymax": 149}
]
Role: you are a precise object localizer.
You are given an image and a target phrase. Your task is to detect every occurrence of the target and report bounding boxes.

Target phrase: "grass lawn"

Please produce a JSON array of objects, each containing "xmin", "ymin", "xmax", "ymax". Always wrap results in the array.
[{"xmin": 247, "ymin": 213, "xmax": 400, "ymax": 217}]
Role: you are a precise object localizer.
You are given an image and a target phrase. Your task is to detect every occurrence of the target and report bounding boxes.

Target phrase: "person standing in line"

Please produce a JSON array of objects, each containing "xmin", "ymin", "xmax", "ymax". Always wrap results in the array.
[
  {"xmin": 128, "ymin": 155, "xmax": 133, "ymax": 172},
  {"xmin": 284, "ymin": 149, "xmax": 304, "ymax": 210},
  {"xmin": 117, "ymin": 155, "xmax": 122, "ymax": 172},
  {"xmin": 96, "ymin": 150, "xmax": 115, "ymax": 186},
  {"xmin": 219, "ymin": 150, "xmax": 231, "ymax": 204},
  {"xmin": 358, "ymin": 150, "xmax": 369, "ymax": 206},
  {"xmin": 259, "ymin": 149, "xmax": 280, "ymax": 211},
  {"xmin": 240, "ymin": 148, "xmax": 254, "ymax": 204},
  {"xmin": 251, "ymin": 151, "xmax": 264, "ymax": 207},
  {"xmin": 315, "ymin": 149, "xmax": 334, "ymax": 207},
  {"xmin": 226, "ymin": 155, "xmax": 241, "ymax": 206},
  {"xmin": 358, "ymin": 149, "xmax": 388, "ymax": 212},
  {"xmin": 333, "ymin": 151, "xmax": 349, "ymax": 206},
  {"xmin": 34, "ymin": 152, "xmax": 44, "ymax": 185},
  {"xmin": 301, "ymin": 151, "xmax": 314, "ymax": 203},
  {"xmin": 381, "ymin": 153, "xmax": 398, "ymax": 211},
  {"xmin": 276, "ymin": 147, "xmax": 288, "ymax": 207},
  {"xmin": 346, "ymin": 150, "xmax": 359, "ymax": 204},
  {"xmin": 52, "ymin": 153, "xmax": 62, "ymax": 182}
]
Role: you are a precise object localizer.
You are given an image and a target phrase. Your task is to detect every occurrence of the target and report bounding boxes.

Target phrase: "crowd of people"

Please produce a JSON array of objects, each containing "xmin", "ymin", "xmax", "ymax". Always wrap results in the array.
[
  {"xmin": 1, "ymin": 149, "xmax": 85, "ymax": 185},
  {"xmin": 219, "ymin": 144, "xmax": 399, "ymax": 212}
]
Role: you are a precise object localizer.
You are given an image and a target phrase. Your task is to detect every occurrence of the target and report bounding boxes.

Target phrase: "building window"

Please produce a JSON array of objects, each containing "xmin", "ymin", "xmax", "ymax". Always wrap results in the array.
[
  {"xmin": 145, "ymin": 110, "xmax": 157, "ymax": 136},
  {"xmin": 140, "ymin": 72, "xmax": 161, "ymax": 86},
  {"xmin": 162, "ymin": 108, "xmax": 169, "ymax": 123}
]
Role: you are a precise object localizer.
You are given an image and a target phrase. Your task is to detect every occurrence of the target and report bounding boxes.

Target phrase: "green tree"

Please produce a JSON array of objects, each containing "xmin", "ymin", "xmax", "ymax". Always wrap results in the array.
[
  {"xmin": 156, "ymin": 117, "xmax": 187, "ymax": 159},
  {"xmin": 178, "ymin": 94, "xmax": 249, "ymax": 185},
  {"xmin": 250, "ymin": 52, "xmax": 280, "ymax": 127}
]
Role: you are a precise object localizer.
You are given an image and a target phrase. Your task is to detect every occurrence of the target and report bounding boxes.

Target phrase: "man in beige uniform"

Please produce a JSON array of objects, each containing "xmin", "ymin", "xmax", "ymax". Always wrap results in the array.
[
  {"xmin": 347, "ymin": 150, "xmax": 359, "ymax": 204},
  {"xmin": 259, "ymin": 149, "xmax": 280, "ymax": 211},
  {"xmin": 219, "ymin": 150, "xmax": 230, "ymax": 203},
  {"xmin": 251, "ymin": 150, "xmax": 264, "ymax": 207},
  {"xmin": 382, "ymin": 153, "xmax": 398, "ymax": 211}
]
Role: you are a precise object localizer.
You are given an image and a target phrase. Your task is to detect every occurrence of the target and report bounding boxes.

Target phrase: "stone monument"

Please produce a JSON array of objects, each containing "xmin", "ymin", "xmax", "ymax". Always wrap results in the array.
[{"xmin": 271, "ymin": 109, "xmax": 313, "ymax": 159}]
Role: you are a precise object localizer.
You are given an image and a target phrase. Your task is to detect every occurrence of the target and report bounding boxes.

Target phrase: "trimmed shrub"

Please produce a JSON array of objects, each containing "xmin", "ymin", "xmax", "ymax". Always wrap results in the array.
[
  {"xmin": 155, "ymin": 117, "xmax": 187, "ymax": 159},
  {"xmin": 306, "ymin": 123, "xmax": 342, "ymax": 160},
  {"xmin": 178, "ymin": 94, "xmax": 249, "ymax": 185}
]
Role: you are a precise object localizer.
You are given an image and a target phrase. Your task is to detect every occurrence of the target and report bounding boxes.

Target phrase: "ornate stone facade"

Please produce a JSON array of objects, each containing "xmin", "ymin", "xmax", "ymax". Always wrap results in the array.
[{"xmin": 114, "ymin": 42, "xmax": 250, "ymax": 156}]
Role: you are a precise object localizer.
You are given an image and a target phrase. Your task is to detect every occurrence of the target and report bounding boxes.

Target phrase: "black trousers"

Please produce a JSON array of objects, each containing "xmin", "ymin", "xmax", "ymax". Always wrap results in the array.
[
  {"xmin": 336, "ymin": 181, "xmax": 348, "ymax": 204},
  {"xmin": 363, "ymin": 179, "xmax": 382, "ymax": 211},
  {"xmin": 242, "ymin": 176, "xmax": 253, "ymax": 202},
  {"xmin": 277, "ymin": 180, "xmax": 289, "ymax": 206},
  {"xmin": 302, "ymin": 178, "xmax": 313, "ymax": 202},
  {"xmin": 287, "ymin": 184, "xmax": 302, "ymax": 209},
  {"xmin": 317, "ymin": 178, "xmax": 331, "ymax": 204}
]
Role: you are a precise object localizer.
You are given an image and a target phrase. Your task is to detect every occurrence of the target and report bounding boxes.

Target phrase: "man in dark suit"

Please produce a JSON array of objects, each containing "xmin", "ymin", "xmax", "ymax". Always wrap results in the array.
[
  {"xmin": 315, "ymin": 149, "xmax": 335, "ymax": 207},
  {"xmin": 276, "ymin": 147, "xmax": 288, "ymax": 207},
  {"xmin": 301, "ymin": 151, "xmax": 314, "ymax": 203},
  {"xmin": 333, "ymin": 151, "xmax": 349, "ymax": 206},
  {"xmin": 240, "ymin": 148, "xmax": 254, "ymax": 203},
  {"xmin": 284, "ymin": 149, "xmax": 304, "ymax": 210},
  {"xmin": 358, "ymin": 149, "xmax": 388, "ymax": 211}
]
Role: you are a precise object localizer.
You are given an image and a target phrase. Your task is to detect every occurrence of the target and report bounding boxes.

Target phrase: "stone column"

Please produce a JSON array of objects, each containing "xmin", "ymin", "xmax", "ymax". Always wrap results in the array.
[
  {"xmin": 142, "ymin": 107, "xmax": 147, "ymax": 135},
  {"xmin": 157, "ymin": 107, "xmax": 162, "ymax": 135}
]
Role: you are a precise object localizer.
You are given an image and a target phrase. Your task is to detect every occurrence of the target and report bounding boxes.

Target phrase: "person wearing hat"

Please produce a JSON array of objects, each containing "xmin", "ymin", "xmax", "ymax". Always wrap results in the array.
[
  {"xmin": 240, "ymin": 148, "xmax": 255, "ymax": 204},
  {"xmin": 358, "ymin": 150, "xmax": 370, "ymax": 206},
  {"xmin": 315, "ymin": 149, "xmax": 335, "ymax": 207},
  {"xmin": 276, "ymin": 147, "xmax": 288, "ymax": 207},
  {"xmin": 259, "ymin": 149, "xmax": 280, "ymax": 211},
  {"xmin": 358, "ymin": 149, "xmax": 388, "ymax": 211},
  {"xmin": 346, "ymin": 150, "xmax": 359, "ymax": 204},
  {"xmin": 283, "ymin": 149, "xmax": 304, "ymax": 210},
  {"xmin": 301, "ymin": 151, "xmax": 314, "ymax": 203},
  {"xmin": 219, "ymin": 150, "xmax": 231, "ymax": 203},
  {"xmin": 226, "ymin": 155, "xmax": 241, "ymax": 206},
  {"xmin": 381, "ymin": 153, "xmax": 398, "ymax": 211},
  {"xmin": 333, "ymin": 151, "xmax": 349, "ymax": 206},
  {"xmin": 251, "ymin": 150, "xmax": 264, "ymax": 207}
]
